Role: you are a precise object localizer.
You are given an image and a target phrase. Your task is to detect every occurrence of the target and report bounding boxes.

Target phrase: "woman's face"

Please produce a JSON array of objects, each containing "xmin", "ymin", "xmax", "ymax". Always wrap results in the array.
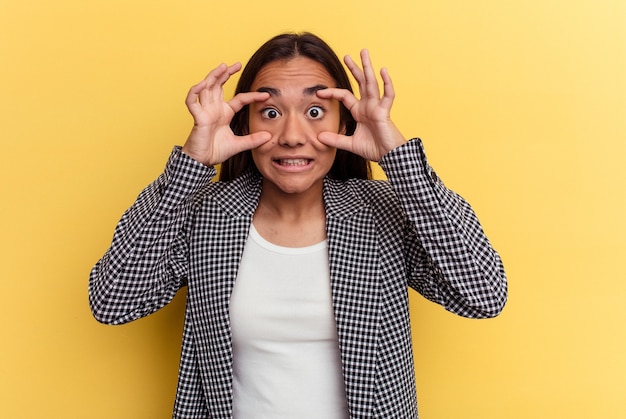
[{"xmin": 248, "ymin": 57, "xmax": 343, "ymax": 196}]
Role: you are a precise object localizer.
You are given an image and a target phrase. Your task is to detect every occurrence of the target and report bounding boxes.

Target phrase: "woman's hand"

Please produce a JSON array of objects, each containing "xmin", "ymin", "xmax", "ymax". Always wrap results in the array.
[
  {"xmin": 182, "ymin": 63, "xmax": 271, "ymax": 166},
  {"xmin": 316, "ymin": 50, "xmax": 406, "ymax": 162}
]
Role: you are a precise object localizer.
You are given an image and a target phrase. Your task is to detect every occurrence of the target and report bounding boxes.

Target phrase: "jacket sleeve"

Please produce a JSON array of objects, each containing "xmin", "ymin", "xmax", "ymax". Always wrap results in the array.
[
  {"xmin": 378, "ymin": 138, "xmax": 507, "ymax": 318},
  {"xmin": 89, "ymin": 147, "xmax": 216, "ymax": 325}
]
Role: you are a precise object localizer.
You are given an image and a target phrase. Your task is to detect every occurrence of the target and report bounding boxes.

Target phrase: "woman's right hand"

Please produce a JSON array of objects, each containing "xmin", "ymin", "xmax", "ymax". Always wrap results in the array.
[{"xmin": 182, "ymin": 63, "xmax": 271, "ymax": 166}]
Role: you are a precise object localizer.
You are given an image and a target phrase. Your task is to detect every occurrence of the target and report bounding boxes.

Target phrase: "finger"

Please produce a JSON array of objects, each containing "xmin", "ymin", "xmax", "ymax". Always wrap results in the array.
[
  {"xmin": 203, "ymin": 63, "xmax": 228, "ymax": 87},
  {"xmin": 317, "ymin": 131, "xmax": 355, "ymax": 153},
  {"xmin": 185, "ymin": 80, "xmax": 207, "ymax": 114},
  {"xmin": 192, "ymin": 64, "xmax": 226, "ymax": 105},
  {"xmin": 214, "ymin": 62, "xmax": 241, "ymax": 86},
  {"xmin": 344, "ymin": 54, "xmax": 365, "ymax": 93},
  {"xmin": 215, "ymin": 63, "xmax": 242, "ymax": 99},
  {"xmin": 200, "ymin": 63, "xmax": 240, "ymax": 103},
  {"xmin": 226, "ymin": 62, "xmax": 242, "ymax": 76},
  {"xmin": 380, "ymin": 67, "xmax": 395, "ymax": 110},
  {"xmin": 232, "ymin": 131, "xmax": 272, "ymax": 153},
  {"xmin": 186, "ymin": 80, "xmax": 206, "ymax": 103},
  {"xmin": 228, "ymin": 91, "xmax": 270, "ymax": 113},
  {"xmin": 360, "ymin": 49, "xmax": 381, "ymax": 99},
  {"xmin": 316, "ymin": 88, "xmax": 359, "ymax": 113}
]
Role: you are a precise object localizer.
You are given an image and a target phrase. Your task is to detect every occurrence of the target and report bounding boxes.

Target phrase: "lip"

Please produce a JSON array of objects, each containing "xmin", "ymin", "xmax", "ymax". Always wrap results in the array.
[{"xmin": 271, "ymin": 157, "xmax": 314, "ymax": 172}]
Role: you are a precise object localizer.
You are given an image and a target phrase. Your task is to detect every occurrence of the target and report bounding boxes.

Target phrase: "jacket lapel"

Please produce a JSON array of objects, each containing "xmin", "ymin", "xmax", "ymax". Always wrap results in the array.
[
  {"xmin": 188, "ymin": 170, "xmax": 261, "ymax": 418},
  {"xmin": 190, "ymin": 174, "xmax": 381, "ymax": 418},
  {"xmin": 324, "ymin": 178, "xmax": 381, "ymax": 418}
]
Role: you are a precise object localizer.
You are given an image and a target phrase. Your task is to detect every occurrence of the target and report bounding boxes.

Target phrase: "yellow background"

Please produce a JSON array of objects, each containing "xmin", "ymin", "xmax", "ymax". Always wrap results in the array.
[{"xmin": 1, "ymin": 0, "xmax": 624, "ymax": 417}]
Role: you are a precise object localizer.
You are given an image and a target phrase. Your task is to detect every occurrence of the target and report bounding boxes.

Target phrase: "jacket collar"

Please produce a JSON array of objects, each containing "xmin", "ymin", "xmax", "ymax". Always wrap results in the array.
[
  {"xmin": 212, "ymin": 170, "xmax": 366, "ymax": 220},
  {"xmin": 212, "ymin": 169, "xmax": 262, "ymax": 218}
]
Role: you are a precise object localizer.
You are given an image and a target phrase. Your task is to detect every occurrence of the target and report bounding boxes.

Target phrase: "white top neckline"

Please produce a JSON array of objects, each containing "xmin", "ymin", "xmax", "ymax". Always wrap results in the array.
[{"xmin": 248, "ymin": 223, "xmax": 327, "ymax": 255}]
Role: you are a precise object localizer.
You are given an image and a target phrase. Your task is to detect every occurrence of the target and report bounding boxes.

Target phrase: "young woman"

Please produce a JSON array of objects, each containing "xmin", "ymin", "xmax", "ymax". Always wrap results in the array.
[{"xmin": 90, "ymin": 33, "xmax": 507, "ymax": 419}]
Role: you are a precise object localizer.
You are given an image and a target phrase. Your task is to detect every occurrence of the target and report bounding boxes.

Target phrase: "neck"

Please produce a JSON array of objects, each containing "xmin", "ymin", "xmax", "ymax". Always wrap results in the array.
[
  {"xmin": 253, "ymin": 179, "xmax": 327, "ymax": 247},
  {"xmin": 256, "ymin": 180, "xmax": 325, "ymax": 221}
]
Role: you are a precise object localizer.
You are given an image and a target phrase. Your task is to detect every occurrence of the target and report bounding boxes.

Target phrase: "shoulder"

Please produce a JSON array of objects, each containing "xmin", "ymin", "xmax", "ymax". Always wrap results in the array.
[
  {"xmin": 324, "ymin": 177, "xmax": 405, "ymax": 223},
  {"xmin": 195, "ymin": 169, "xmax": 262, "ymax": 217},
  {"xmin": 346, "ymin": 178, "xmax": 396, "ymax": 201},
  {"xmin": 351, "ymin": 179, "xmax": 405, "ymax": 216}
]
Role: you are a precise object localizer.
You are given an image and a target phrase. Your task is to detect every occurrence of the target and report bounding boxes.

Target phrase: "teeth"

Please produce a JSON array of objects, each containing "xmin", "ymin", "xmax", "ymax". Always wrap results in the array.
[{"xmin": 278, "ymin": 159, "xmax": 308, "ymax": 166}]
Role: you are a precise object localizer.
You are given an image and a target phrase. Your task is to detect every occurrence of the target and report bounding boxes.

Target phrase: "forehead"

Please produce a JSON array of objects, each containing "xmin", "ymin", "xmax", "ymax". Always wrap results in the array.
[{"xmin": 250, "ymin": 57, "xmax": 336, "ymax": 91}]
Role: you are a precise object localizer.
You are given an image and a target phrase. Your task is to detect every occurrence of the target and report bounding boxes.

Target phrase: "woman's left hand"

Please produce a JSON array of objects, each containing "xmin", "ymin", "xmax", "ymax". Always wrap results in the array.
[{"xmin": 316, "ymin": 49, "xmax": 406, "ymax": 162}]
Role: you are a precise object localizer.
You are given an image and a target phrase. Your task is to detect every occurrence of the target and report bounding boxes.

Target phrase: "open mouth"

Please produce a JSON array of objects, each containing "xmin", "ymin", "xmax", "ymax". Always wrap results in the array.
[{"xmin": 274, "ymin": 158, "xmax": 312, "ymax": 167}]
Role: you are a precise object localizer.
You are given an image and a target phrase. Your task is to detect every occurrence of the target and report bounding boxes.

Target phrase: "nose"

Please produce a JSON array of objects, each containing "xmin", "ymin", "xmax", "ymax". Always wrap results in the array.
[{"xmin": 278, "ymin": 114, "xmax": 306, "ymax": 147}]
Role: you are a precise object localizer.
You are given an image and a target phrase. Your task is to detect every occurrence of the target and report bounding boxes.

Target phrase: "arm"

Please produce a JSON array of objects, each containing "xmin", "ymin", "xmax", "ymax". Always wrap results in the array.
[
  {"xmin": 318, "ymin": 50, "xmax": 506, "ymax": 317},
  {"xmin": 90, "ymin": 63, "xmax": 271, "ymax": 325},
  {"xmin": 89, "ymin": 149, "xmax": 215, "ymax": 324},
  {"xmin": 380, "ymin": 139, "xmax": 507, "ymax": 318}
]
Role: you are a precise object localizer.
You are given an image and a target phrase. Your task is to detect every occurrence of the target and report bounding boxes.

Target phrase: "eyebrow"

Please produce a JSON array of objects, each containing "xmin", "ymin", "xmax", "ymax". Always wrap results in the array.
[
  {"xmin": 255, "ymin": 84, "xmax": 329, "ymax": 96},
  {"xmin": 304, "ymin": 84, "xmax": 330, "ymax": 96}
]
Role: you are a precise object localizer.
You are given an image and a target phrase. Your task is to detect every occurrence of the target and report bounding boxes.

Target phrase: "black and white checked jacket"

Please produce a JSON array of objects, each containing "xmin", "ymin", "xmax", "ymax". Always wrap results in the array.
[{"xmin": 90, "ymin": 138, "xmax": 507, "ymax": 418}]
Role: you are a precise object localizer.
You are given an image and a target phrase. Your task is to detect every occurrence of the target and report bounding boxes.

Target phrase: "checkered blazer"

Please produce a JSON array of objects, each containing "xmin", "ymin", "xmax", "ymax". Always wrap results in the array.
[{"xmin": 90, "ymin": 138, "xmax": 507, "ymax": 418}]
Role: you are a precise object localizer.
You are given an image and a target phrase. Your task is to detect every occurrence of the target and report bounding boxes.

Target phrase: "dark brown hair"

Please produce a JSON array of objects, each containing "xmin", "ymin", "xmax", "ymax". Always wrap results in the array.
[{"xmin": 219, "ymin": 32, "xmax": 371, "ymax": 181}]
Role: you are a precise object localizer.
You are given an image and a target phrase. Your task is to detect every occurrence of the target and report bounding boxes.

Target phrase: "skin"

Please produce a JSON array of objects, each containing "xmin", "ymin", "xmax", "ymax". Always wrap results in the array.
[
  {"xmin": 182, "ymin": 49, "xmax": 406, "ymax": 246},
  {"xmin": 247, "ymin": 57, "xmax": 343, "ymax": 245},
  {"xmin": 249, "ymin": 59, "xmax": 342, "ymax": 198}
]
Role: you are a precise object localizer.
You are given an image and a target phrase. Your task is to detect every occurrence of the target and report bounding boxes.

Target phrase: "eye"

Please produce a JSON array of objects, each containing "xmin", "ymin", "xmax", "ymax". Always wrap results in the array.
[
  {"xmin": 261, "ymin": 107, "xmax": 280, "ymax": 119},
  {"xmin": 306, "ymin": 106, "xmax": 325, "ymax": 120}
]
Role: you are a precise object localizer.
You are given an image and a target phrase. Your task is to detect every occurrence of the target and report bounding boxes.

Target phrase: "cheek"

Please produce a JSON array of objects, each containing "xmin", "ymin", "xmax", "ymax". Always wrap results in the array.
[
  {"xmin": 323, "ymin": 148, "xmax": 338, "ymax": 164},
  {"xmin": 249, "ymin": 117, "xmax": 278, "ymax": 137},
  {"xmin": 247, "ymin": 106, "xmax": 265, "ymax": 132},
  {"xmin": 250, "ymin": 140, "xmax": 278, "ymax": 163},
  {"xmin": 247, "ymin": 115, "xmax": 261, "ymax": 132},
  {"xmin": 250, "ymin": 149, "xmax": 263, "ymax": 170},
  {"xmin": 325, "ymin": 107, "xmax": 343, "ymax": 133}
]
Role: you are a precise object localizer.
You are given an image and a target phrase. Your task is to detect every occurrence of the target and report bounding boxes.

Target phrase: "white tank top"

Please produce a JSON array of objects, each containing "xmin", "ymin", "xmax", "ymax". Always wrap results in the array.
[{"xmin": 229, "ymin": 224, "xmax": 349, "ymax": 419}]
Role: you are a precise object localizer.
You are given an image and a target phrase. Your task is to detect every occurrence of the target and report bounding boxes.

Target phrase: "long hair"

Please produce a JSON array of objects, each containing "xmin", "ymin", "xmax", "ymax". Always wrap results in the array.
[{"xmin": 219, "ymin": 32, "xmax": 371, "ymax": 181}]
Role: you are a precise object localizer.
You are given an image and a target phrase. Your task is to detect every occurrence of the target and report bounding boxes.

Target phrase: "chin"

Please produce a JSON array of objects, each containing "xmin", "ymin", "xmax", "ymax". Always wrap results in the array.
[
  {"xmin": 263, "ymin": 177, "xmax": 324, "ymax": 196},
  {"xmin": 275, "ymin": 184, "xmax": 316, "ymax": 195}
]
